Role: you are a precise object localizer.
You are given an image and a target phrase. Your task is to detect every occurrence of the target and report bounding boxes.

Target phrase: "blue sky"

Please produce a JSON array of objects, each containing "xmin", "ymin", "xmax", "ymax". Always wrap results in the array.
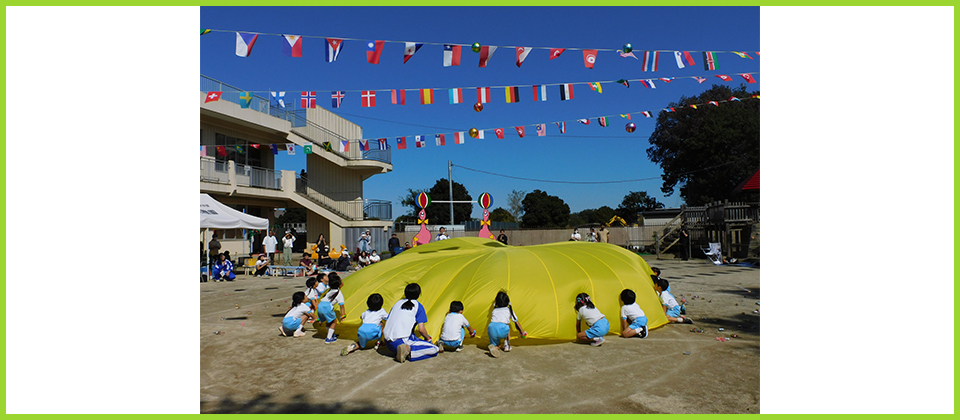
[{"xmin": 200, "ymin": 6, "xmax": 760, "ymax": 219}]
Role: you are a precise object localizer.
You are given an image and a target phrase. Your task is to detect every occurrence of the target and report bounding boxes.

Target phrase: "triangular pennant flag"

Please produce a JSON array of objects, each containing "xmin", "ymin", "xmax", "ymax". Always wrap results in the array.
[
  {"xmin": 235, "ymin": 32, "xmax": 259, "ymax": 57},
  {"xmin": 403, "ymin": 42, "xmax": 423, "ymax": 63},
  {"xmin": 478, "ymin": 45, "xmax": 497, "ymax": 67},
  {"xmin": 733, "ymin": 51, "xmax": 753, "ymax": 59},
  {"xmin": 494, "ymin": 128, "xmax": 505, "ymax": 139},
  {"xmin": 516, "ymin": 46, "xmax": 532, "ymax": 67},
  {"xmin": 740, "ymin": 73, "xmax": 757, "ymax": 84},
  {"xmin": 515, "ymin": 126, "xmax": 525, "ymax": 138},
  {"xmin": 281, "ymin": 34, "xmax": 302, "ymax": 57},
  {"xmin": 641, "ymin": 111, "xmax": 652, "ymax": 118},
  {"xmin": 693, "ymin": 77, "xmax": 707, "ymax": 84},
  {"xmin": 620, "ymin": 114, "xmax": 631, "ymax": 120},
  {"xmin": 549, "ymin": 48, "xmax": 565, "ymax": 60},
  {"xmin": 577, "ymin": 118, "xmax": 590, "ymax": 125},
  {"xmin": 555, "ymin": 122, "xmax": 566, "ymax": 134},
  {"xmin": 616, "ymin": 79, "xmax": 630, "ymax": 88}
]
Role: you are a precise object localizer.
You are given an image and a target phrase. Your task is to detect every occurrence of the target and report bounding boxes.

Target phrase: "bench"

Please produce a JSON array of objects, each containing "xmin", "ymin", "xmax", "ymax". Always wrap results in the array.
[{"xmin": 268, "ymin": 265, "xmax": 307, "ymax": 277}]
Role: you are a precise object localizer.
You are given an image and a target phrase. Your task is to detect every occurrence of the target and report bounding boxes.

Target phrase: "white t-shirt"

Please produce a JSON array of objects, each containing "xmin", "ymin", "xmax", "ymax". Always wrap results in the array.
[
  {"xmin": 282, "ymin": 235, "xmax": 296, "ymax": 248},
  {"xmin": 382, "ymin": 299, "xmax": 428, "ymax": 341},
  {"xmin": 360, "ymin": 308, "xmax": 388, "ymax": 325},
  {"xmin": 490, "ymin": 306, "xmax": 518, "ymax": 324},
  {"xmin": 588, "ymin": 232, "xmax": 598, "ymax": 242},
  {"xmin": 284, "ymin": 302, "xmax": 312, "ymax": 319},
  {"xmin": 440, "ymin": 312, "xmax": 471, "ymax": 341},
  {"xmin": 577, "ymin": 306, "xmax": 605, "ymax": 327},
  {"xmin": 321, "ymin": 289, "xmax": 345, "ymax": 306},
  {"xmin": 436, "ymin": 233, "xmax": 449, "ymax": 241},
  {"xmin": 305, "ymin": 286, "xmax": 321, "ymax": 301},
  {"xmin": 263, "ymin": 235, "xmax": 278, "ymax": 253},
  {"xmin": 255, "ymin": 259, "xmax": 268, "ymax": 269},
  {"xmin": 370, "ymin": 253, "xmax": 381, "ymax": 263},
  {"xmin": 620, "ymin": 303, "xmax": 646, "ymax": 323},
  {"xmin": 659, "ymin": 290, "xmax": 679, "ymax": 309},
  {"xmin": 571, "ymin": 232, "xmax": 581, "ymax": 241}
]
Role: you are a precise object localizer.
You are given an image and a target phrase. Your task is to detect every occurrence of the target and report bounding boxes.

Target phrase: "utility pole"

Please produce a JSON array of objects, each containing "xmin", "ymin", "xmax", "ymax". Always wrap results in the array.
[{"xmin": 448, "ymin": 160, "xmax": 454, "ymax": 224}]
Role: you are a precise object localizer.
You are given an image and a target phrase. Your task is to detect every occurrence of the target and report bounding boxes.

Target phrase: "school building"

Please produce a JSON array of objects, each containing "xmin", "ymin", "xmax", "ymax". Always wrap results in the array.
[{"xmin": 200, "ymin": 75, "xmax": 394, "ymax": 257}]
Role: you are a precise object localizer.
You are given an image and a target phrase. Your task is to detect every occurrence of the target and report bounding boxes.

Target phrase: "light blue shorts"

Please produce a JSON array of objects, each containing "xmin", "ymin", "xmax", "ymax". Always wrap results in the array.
[
  {"xmin": 316, "ymin": 301, "xmax": 337, "ymax": 323},
  {"xmin": 487, "ymin": 322, "xmax": 510, "ymax": 347},
  {"xmin": 282, "ymin": 316, "xmax": 301, "ymax": 333},
  {"xmin": 628, "ymin": 316, "xmax": 648, "ymax": 331},
  {"xmin": 357, "ymin": 323, "xmax": 382, "ymax": 348},
  {"xmin": 440, "ymin": 328, "xmax": 466, "ymax": 349},
  {"xmin": 585, "ymin": 317, "xmax": 610, "ymax": 339},
  {"xmin": 665, "ymin": 306, "xmax": 682, "ymax": 318}
]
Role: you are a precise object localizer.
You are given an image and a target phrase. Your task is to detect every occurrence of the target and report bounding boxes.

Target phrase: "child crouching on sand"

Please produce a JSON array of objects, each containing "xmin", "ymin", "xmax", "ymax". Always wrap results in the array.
[
  {"xmin": 341, "ymin": 293, "xmax": 388, "ymax": 356},
  {"xmin": 574, "ymin": 292, "xmax": 609, "ymax": 346},
  {"xmin": 279, "ymin": 292, "xmax": 311, "ymax": 337},
  {"xmin": 619, "ymin": 289, "xmax": 648, "ymax": 338},
  {"xmin": 437, "ymin": 301, "xmax": 477, "ymax": 352},
  {"xmin": 487, "ymin": 291, "xmax": 526, "ymax": 358},
  {"xmin": 654, "ymin": 278, "xmax": 693, "ymax": 324}
]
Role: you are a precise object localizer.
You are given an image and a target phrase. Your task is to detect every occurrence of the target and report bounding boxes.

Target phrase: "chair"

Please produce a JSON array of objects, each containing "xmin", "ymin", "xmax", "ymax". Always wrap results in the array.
[{"xmin": 701, "ymin": 242, "xmax": 723, "ymax": 265}]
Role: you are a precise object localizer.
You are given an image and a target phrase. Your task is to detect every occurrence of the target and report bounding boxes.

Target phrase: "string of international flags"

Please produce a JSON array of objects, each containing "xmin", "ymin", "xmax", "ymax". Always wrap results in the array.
[
  {"xmin": 201, "ymin": 94, "xmax": 758, "ymax": 157},
  {"xmin": 202, "ymin": 71, "xmax": 759, "ymax": 109},
  {"xmin": 202, "ymin": 29, "xmax": 757, "ymax": 71}
]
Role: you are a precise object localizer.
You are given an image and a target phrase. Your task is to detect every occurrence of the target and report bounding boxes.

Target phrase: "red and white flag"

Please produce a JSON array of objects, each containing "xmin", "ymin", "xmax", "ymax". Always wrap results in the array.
[
  {"xmin": 454, "ymin": 132, "xmax": 466, "ymax": 144},
  {"xmin": 715, "ymin": 74, "xmax": 733, "ymax": 81},
  {"xmin": 693, "ymin": 76, "xmax": 707, "ymax": 84},
  {"xmin": 549, "ymin": 48, "xmax": 565, "ymax": 60},
  {"xmin": 516, "ymin": 46, "xmax": 532, "ymax": 67},
  {"xmin": 443, "ymin": 44, "xmax": 461, "ymax": 67},
  {"xmin": 478, "ymin": 46, "xmax": 497, "ymax": 67},
  {"xmin": 205, "ymin": 91, "xmax": 222, "ymax": 103},
  {"xmin": 391, "ymin": 89, "xmax": 406, "ymax": 105},
  {"xmin": 435, "ymin": 134, "xmax": 446, "ymax": 146},
  {"xmin": 361, "ymin": 90, "xmax": 376, "ymax": 107},
  {"xmin": 515, "ymin": 126, "xmax": 525, "ymax": 138},
  {"xmin": 582, "ymin": 49, "xmax": 598, "ymax": 69},
  {"xmin": 301, "ymin": 91, "xmax": 316, "ymax": 108},
  {"xmin": 494, "ymin": 128, "xmax": 505, "ymax": 139},
  {"xmin": 477, "ymin": 87, "xmax": 492, "ymax": 104},
  {"xmin": 740, "ymin": 73, "xmax": 757, "ymax": 84}
]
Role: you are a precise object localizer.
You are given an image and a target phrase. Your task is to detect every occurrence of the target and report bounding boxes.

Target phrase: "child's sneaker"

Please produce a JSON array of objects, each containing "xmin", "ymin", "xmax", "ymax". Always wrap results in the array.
[
  {"xmin": 293, "ymin": 329, "xmax": 306, "ymax": 338},
  {"xmin": 340, "ymin": 343, "xmax": 358, "ymax": 356},
  {"xmin": 637, "ymin": 326, "xmax": 648, "ymax": 339},
  {"xmin": 682, "ymin": 317, "xmax": 694, "ymax": 324},
  {"xmin": 503, "ymin": 343, "xmax": 512, "ymax": 352},
  {"xmin": 591, "ymin": 337, "xmax": 605, "ymax": 346},
  {"xmin": 488, "ymin": 344, "xmax": 500, "ymax": 358},
  {"xmin": 455, "ymin": 346, "xmax": 463, "ymax": 352},
  {"xmin": 324, "ymin": 337, "xmax": 337, "ymax": 344},
  {"xmin": 396, "ymin": 344, "xmax": 411, "ymax": 363},
  {"xmin": 278, "ymin": 326, "xmax": 287, "ymax": 337}
]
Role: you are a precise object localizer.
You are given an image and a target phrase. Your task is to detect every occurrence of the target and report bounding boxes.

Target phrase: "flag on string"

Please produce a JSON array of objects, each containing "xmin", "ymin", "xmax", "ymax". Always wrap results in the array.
[
  {"xmin": 589, "ymin": 82, "xmax": 602, "ymax": 93},
  {"xmin": 616, "ymin": 79, "xmax": 630, "ymax": 88},
  {"xmin": 536, "ymin": 124, "xmax": 546, "ymax": 136},
  {"xmin": 449, "ymin": 88, "xmax": 463, "ymax": 104},
  {"xmin": 396, "ymin": 137, "xmax": 407, "ymax": 150},
  {"xmin": 708, "ymin": 101, "xmax": 719, "ymax": 106},
  {"xmin": 325, "ymin": 38, "xmax": 343, "ymax": 62},
  {"xmin": 674, "ymin": 51, "xmax": 695, "ymax": 68},
  {"xmin": 454, "ymin": 132, "xmax": 466, "ymax": 144},
  {"xmin": 366, "ymin": 40, "xmax": 385, "ymax": 64},
  {"xmin": 639, "ymin": 80, "xmax": 655, "ymax": 89},
  {"xmin": 740, "ymin": 73, "xmax": 757, "ymax": 84},
  {"xmin": 205, "ymin": 92, "xmax": 222, "ymax": 103},
  {"xmin": 322, "ymin": 142, "xmax": 332, "ymax": 152},
  {"xmin": 443, "ymin": 44, "xmax": 462, "ymax": 66},
  {"xmin": 271, "ymin": 91, "xmax": 285, "ymax": 108},
  {"xmin": 560, "ymin": 83, "xmax": 574, "ymax": 100},
  {"xmin": 478, "ymin": 45, "xmax": 497, "ymax": 67},
  {"xmin": 301, "ymin": 91, "xmax": 316, "ymax": 108},
  {"xmin": 549, "ymin": 48, "xmax": 565, "ymax": 60},
  {"xmin": 690, "ymin": 104, "xmax": 698, "ymax": 109},
  {"xmin": 477, "ymin": 87, "xmax": 491, "ymax": 104},
  {"xmin": 665, "ymin": 107, "xmax": 675, "ymax": 112},
  {"xmin": 751, "ymin": 94, "xmax": 760, "ymax": 99},
  {"xmin": 216, "ymin": 145, "xmax": 227, "ymax": 156},
  {"xmin": 361, "ymin": 90, "xmax": 376, "ymax": 107},
  {"xmin": 729, "ymin": 96, "xmax": 741, "ymax": 102},
  {"xmin": 702, "ymin": 51, "xmax": 717, "ymax": 70},
  {"xmin": 620, "ymin": 114, "xmax": 631, "ymax": 120},
  {"xmin": 494, "ymin": 128, "xmax": 505, "ymax": 139},
  {"xmin": 505, "ymin": 86, "xmax": 520, "ymax": 103},
  {"xmin": 756, "ymin": 52, "xmax": 760, "ymax": 56},
  {"xmin": 200, "ymin": 145, "xmax": 206, "ymax": 156},
  {"xmin": 435, "ymin": 134, "xmax": 446, "ymax": 146},
  {"xmin": 286, "ymin": 144, "xmax": 295, "ymax": 155},
  {"xmin": 239, "ymin": 92, "xmax": 252, "ymax": 108},
  {"xmin": 693, "ymin": 77, "xmax": 707, "ymax": 84},
  {"xmin": 331, "ymin": 91, "xmax": 345, "ymax": 108},
  {"xmin": 281, "ymin": 34, "xmax": 302, "ymax": 57},
  {"xmin": 619, "ymin": 50, "xmax": 638, "ymax": 59},
  {"xmin": 378, "ymin": 138, "xmax": 388, "ymax": 150},
  {"xmin": 201, "ymin": 29, "xmax": 211, "ymax": 35},
  {"xmin": 403, "ymin": 42, "xmax": 423, "ymax": 63},
  {"xmin": 391, "ymin": 89, "xmax": 406, "ymax": 105},
  {"xmin": 556, "ymin": 122, "xmax": 566, "ymax": 134},
  {"xmin": 415, "ymin": 136, "xmax": 426, "ymax": 148},
  {"xmin": 659, "ymin": 78, "xmax": 674, "ymax": 83},
  {"xmin": 236, "ymin": 145, "xmax": 244, "ymax": 154},
  {"xmin": 420, "ymin": 89, "xmax": 434, "ymax": 105},
  {"xmin": 515, "ymin": 126, "xmax": 525, "ymax": 138},
  {"xmin": 269, "ymin": 144, "xmax": 278, "ymax": 155},
  {"xmin": 733, "ymin": 51, "xmax": 753, "ymax": 59},
  {"xmin": 582, "ymin": 49, "xmax": 598, "ymax": 69},
  {"xmin": 715, "ymin": 74, "xmax": 733, "ymax": 81},
  {"xmin": 598, "ymin": 117, "xmax": 608, "ymax": 127},
  {"xmin": 304, "ymin": 144, "xmax": 312, "ymax": 154},
  {"xmin": 516, "ymin": 46, "xmax": 532, "ymax": 67},
  {"xmin": 235, "ymin": 32, "xmax": 258, "ymax": 57},
  {"xmin": 532, "ymin": 85, "xmax": 547, "ymax": 101},
  {"xmin": 577, "ymin": 118, "xmax": 590, "ymax": 125},
  {"xmin": 359, "ymin": 140, "xmax": 370, "ymax": 152},
  {"xmin": 641, "ymin": 111, "xmax": 652, "ymax": 118},
  {"xmin": 340, "ymin": 140, "xmax": 349, "ymax": 152},
  {"xmin": 642, "ymin": 51, "xmax": 659, "ymax": 72},
  {"xmin": 477, "ymin": 130, "xmax": 484, "ymax": 140}
]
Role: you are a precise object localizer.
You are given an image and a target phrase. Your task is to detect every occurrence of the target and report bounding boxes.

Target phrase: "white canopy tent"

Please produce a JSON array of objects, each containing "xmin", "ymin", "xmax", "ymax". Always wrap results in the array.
[{"xmin": 201, "ymin": 193, "xmax": 270, "ymax": 279}]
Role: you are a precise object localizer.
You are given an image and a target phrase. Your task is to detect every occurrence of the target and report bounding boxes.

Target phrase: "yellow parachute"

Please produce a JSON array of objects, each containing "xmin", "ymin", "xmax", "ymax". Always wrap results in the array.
[{"xmin": 338, "ymin": 237, "xmax": 667, "ymax": 342}]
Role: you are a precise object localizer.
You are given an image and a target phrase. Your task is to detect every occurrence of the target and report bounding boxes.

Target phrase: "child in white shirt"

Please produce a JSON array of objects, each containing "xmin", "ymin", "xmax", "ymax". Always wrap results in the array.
[
  {"xmin": 654, "ymin": 278, "xmax": 693, "ymax": 324},
  {"xmin": 438, "ymin": 301, "xmax": 477, "ymax": 352},
  {"xmin": 575, "ymin": 292, "xmax": 609, "ymax": 346},
  {"xmin": 341, "ymin": 293, "xmax": 389, "ymax": 356},
  {"xmin": 317, "ymin": 275, "xmax": 347, "ymax": 343},
  {"xmin": 279, "ymin": 292, "xmax": 311, "ymax": 338},
  {"xmin": 487, "ymin": 291, "xmax": 527, "ymax": 358},
  {"xmin": 619, "ymin": 289, "xmax": 648, "ymax": 338}
]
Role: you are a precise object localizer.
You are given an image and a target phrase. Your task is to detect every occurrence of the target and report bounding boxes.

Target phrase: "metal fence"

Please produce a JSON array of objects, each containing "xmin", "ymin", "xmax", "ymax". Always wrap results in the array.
[
  {"xmin": 200, "ymin": 158, "xmax": 229, "ymax": 184},
  {"xmin": 363, "ymin": 199, "xmax": 392, "ymax": 221},
  {"xmin": 235, "ymin": 164, "xmax": 282, "ymax": 190},
  {"xmin": 294, "ymin": 177, "xmax": 391, "ymax": 221}
]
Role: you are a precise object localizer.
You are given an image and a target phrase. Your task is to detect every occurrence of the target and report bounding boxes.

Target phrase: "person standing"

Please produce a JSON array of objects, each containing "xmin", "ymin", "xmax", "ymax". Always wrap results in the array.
[
  {"xmin": 388, "ymin": 233, "xmax": 401, "ymax": 256},
  {"xmin": 282, "ymin": 231, "xmax": 296, "ymax": 266},
  {"xmin": 262, "ymin": 231, "xmax": 278, "ymax": 264},
  {"xmin": 678, "ymin": 226, "xmax": 690, "ymax": 261},
  {"xmin": 587, "ymin": 228, "xmax": 598, "ymax": 243},
  {"xmin": 436, "ymin": 227, "xmax": 449, "ymax": 241},
  {"xmin": 598, "ymin": 226, "xmax": 608, "ymax": 244},
  {"xmin": 496, "ymin": 229, "xmax": 508, "ymax": 245},
  {"xmin": 208, "ymin": 233, "xmax": 221, "ymax": 265},
  {"xmin": 358, "ymin": 230, "xmax": 372, "ymax": 254}
]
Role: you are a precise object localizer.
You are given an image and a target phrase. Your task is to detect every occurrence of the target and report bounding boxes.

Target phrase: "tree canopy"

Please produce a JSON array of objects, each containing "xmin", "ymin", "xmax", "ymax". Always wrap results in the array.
[
  {"xmin": 646, "ymin": 84, "xmax": 759, "ymax": 206},
  {"xmin": 399, "ymin": 179, "xmax": 473, "ymax": 225},
  {"xmin": 520, "ymin": 189, "xmax": 570, "ymax": 228},
  {"xmin": 489, "ymin": 207, "xmax": 515, "ymax": 223},
  {"xmin": 616, "ymin": 191, "xmax": 664, "ymax": 222}
]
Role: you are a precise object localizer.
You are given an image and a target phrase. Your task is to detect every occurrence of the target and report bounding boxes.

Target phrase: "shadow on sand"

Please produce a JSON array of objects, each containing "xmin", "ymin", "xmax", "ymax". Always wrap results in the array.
[{"xmin": 201, "ymin": 393, "xmax": 443, "ymax": 414}]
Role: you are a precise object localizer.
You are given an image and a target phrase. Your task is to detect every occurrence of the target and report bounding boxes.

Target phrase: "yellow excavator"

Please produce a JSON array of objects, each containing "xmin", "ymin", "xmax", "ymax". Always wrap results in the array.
[{"xmin": 608, "ymin": 215, "xmax": 628, "ymax": 227}]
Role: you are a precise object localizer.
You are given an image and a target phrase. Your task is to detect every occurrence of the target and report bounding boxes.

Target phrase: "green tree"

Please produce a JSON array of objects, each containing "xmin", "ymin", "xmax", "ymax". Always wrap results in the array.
[
  {"xmin": 616, "ymin": 191, "xmax": 664, "ymax": 222},
  {"xmin": 646, "ymin": 84, "xmax": 759, "ymax": 205},
  {"xmin": 521, "ymin": 190, "xmax": 570, "ymax": 228},
  {"xmin": 275, "ymin": 207, "xmax": 306, "ymax": 228},
  {"xmin": 489, "ymin": 207, "xmax": 515, "ymax": 223},
  {"xmin": 506, "ymin": 189, "xmax": 526, "ymax": 223},
  {"xmin": 399, "ymin": 179, "xmax": 472, "ymax": 225}
]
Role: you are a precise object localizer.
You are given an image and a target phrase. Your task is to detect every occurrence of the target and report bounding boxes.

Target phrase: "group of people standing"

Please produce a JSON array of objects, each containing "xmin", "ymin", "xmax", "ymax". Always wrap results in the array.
[{"xmin": 570, "ymin": 227, "xmax": 610, "ymax": 243}]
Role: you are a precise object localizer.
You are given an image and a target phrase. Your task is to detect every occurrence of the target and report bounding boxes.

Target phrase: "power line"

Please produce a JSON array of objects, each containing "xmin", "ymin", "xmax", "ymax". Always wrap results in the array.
[{"xmin": 452, "ymin": 161, "xmax": 737, "ymax": 185}]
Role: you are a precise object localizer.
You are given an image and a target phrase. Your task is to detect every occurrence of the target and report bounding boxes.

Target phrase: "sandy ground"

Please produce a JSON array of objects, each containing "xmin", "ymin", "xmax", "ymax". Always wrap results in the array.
[{"xmin": 200, "ymin": 256, "xmax": 759, "ymax": 414}]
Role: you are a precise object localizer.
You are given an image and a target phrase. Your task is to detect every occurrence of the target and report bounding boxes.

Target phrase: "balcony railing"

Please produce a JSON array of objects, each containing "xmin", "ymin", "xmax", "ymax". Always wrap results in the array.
[
  {"xmin": 235, "ymin": 163, "xmax": 282, "ymax": 190},
  {"xmin": 200, "ymin": 158, "xmax": 229, "ymax": 184},
  {"xmin": 295, "ymin": 177, "xmax": 391, "ymax": 222}
]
